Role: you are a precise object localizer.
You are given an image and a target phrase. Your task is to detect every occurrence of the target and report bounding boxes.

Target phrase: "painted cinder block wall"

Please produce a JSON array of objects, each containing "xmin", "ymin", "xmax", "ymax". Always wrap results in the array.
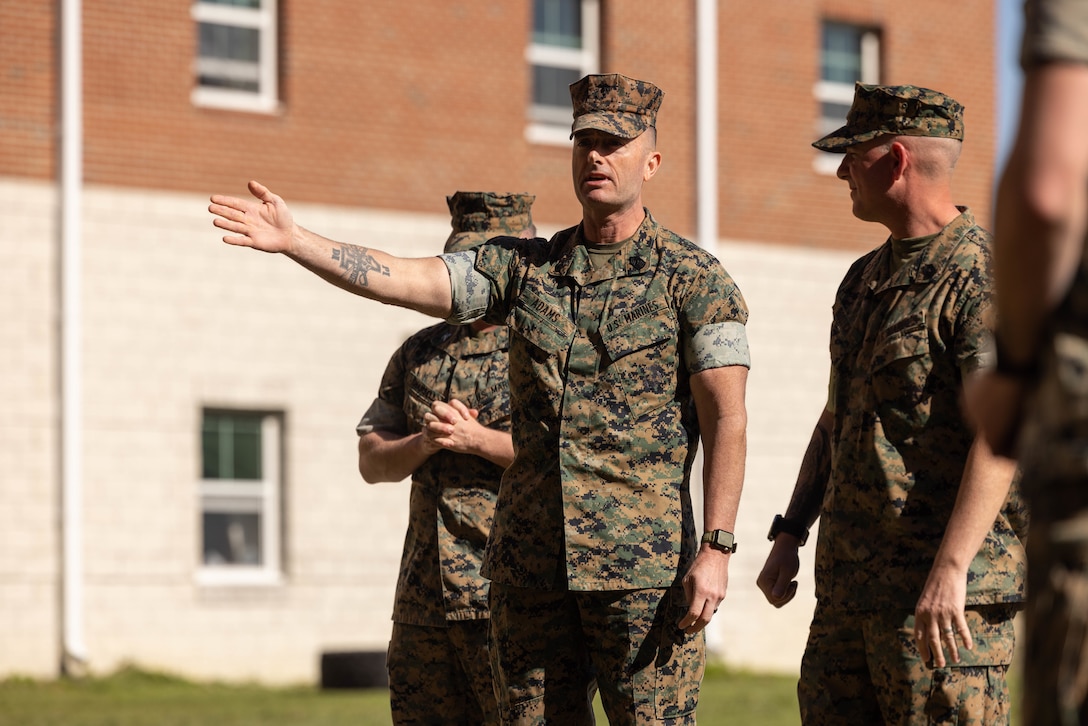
[{"xmin": 0, "ymin": 0, "xmax": 995, "ymax": 682}]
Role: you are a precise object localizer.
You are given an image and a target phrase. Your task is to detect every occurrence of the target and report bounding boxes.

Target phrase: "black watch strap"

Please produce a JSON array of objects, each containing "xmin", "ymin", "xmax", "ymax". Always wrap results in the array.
[
  {"xmin": 701, "ymin": 529, "xmax": 737, "ymax": 554},
  {"xmin": 993, "ymin": 333, "xmax": 1041, "ymax": 381},
  {"xmin": 768, "ymin": 514, "xmax": 809, "ymax": 546}
]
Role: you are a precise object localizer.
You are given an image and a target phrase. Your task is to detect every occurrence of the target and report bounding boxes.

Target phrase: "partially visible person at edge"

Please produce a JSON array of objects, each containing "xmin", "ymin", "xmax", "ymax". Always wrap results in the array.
[
  {"xmin": 756, "ymin": 83, "xmax": 1028, "ymax": 725},
  {"xmin": 356, "ymin": 192, "xmax": 535, "ymax": 725},
  {"xmin": 209, "ymin": 73, "xmax": 750, "ymax": 725},
  {"xmin": 964, "ymin": 1, "xmax": 1088, "ymax": 723}
]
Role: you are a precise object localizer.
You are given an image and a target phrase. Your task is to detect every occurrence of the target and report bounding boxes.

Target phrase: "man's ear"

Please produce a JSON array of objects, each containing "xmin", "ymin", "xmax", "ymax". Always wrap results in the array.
[
  {"xmin": 889, "ymin": 141, "xmax": 908, "ymax": 180},
  {"xmin": 644, "ymin": 150, "xmax": 662, "ymax": 181}
]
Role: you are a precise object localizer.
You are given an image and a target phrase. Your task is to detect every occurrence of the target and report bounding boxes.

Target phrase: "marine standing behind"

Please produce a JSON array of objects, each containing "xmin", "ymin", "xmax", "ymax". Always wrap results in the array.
[{"xmin": 357, "ymin": 192, "xmax": 535, "ymax": 725}]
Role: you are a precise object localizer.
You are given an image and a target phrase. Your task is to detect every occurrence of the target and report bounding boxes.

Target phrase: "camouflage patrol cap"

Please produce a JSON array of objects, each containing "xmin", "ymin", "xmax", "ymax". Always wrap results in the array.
[
  {"xmin": 812, "ymin": 83, "xmax": 965, "ymax": 152},
  {"xmin": 443, "ymin": 192, "xmax": 536, "ymax": 254},
  {"xmin": 569, "ymin": 73, "xmax": 663, "ymax": 140}
]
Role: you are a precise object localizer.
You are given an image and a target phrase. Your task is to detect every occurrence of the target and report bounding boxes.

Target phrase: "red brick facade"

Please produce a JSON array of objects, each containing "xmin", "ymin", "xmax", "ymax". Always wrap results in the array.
[
  {"xmin": 0, "ymin": 0, "xmax": 55, "ymax": 179},
  {"xmin": 3, "ymin": 0, "xmax": 994, "ymax": 250}
]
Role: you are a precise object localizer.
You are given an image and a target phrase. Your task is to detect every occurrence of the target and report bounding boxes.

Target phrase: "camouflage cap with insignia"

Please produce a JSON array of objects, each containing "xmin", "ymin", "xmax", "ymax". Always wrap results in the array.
[
  {"xmin": 443, "ymin": 192, "xmax": 536, "ymax": 254},
  {"xmin": 812, "ymin": 83, "xmax": 965, "ymax": 152},
  {"xmin": 569, "ymin": 73, "xmax": 664, "ymax": 140}
]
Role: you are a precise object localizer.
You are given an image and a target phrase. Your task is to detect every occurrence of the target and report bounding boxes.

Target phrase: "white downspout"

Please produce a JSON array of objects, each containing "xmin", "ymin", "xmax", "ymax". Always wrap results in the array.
[
  {"xmin": 695, "ymin": 0, "xmax": 724, "ymax": 658},
  {"xmin": 696, "ymin": 0, "xmax": 718, "ymax": 250},
  {"xmin": 61, "ymin": 0, "xmax": 87, "ymax": 672}
]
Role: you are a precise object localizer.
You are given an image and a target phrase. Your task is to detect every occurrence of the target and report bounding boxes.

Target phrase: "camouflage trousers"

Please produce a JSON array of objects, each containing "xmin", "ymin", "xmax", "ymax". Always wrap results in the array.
[
  {"xmin": 799, "ymin": 603, "xmax": 1017, "ymax": 725},
  {"xmin": 1022, "ymin": 511, "xmax": 1088, "ymax": 726},
  {"xmin": 387, "ymin": 620, "xmax": 500, "ymax": 726},
  {"xmin": 488, "ymin": 582, "xmax": 704, "ymax": 725}
]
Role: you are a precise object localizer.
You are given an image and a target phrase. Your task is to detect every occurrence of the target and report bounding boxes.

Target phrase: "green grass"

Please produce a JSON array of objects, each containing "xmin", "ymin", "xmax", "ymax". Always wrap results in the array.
[
  {"xmin": 0, "ymin": 662, "xmax": 1022, "ymax": 725},
  {"xmin": 0, "ymin": 664, "xmax": 799, "ymax": 726},
  {"xmin": 0, "ymin": 667, "xmax": 393, "ymax": 726}
]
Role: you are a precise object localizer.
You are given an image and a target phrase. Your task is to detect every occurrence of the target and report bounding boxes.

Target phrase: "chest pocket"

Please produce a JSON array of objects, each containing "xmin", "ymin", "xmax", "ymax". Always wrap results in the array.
[
  {"xmin": 404, "ymin": 370, "xmax": 448, "ymax": 433},
  {"xmin": 472, "ymin": 380, "xmax": 512, "ymax": 429},
  {"xmin": 870, "ymin": 313, "xmax": 932, "ymax": 428},
  {"xmin": 601, "ymin": 305, "xmax": 679, "ymax": 419},
  {"xmin": 508, "ymin": 286, "xmax": 575, "ymax": 421},
  {"xmin": 510, "ymin": 286, "xmax": 576, "ymax": 356}
]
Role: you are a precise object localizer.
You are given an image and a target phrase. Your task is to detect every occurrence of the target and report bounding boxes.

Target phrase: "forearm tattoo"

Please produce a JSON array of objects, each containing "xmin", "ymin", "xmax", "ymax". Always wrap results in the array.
[{"xmin": 331, "ymin": 245, "xmax": 390, "ymax": 287}]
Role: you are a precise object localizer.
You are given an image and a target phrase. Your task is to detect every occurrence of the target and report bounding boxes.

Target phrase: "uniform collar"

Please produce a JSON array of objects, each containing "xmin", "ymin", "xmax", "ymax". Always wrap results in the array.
[
  {"xmin": 551, "ymin": 209, "xmax": 659, "ymax": 285},
  {"xmin": 868, "ymin": 207, "xmax": 976, "ymax": 293}
]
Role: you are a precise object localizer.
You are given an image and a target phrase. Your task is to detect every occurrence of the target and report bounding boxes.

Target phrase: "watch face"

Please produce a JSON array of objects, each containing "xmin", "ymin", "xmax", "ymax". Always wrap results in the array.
[{"xmin": 704, "ymin": 530, "xmax": 735, "ymax": 552}]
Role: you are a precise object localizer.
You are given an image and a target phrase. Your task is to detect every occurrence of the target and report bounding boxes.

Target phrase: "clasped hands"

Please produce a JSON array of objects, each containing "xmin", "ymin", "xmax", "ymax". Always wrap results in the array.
[{"xmin": 421, "ymin": 399, "xmax": 485, "ymax": 455}]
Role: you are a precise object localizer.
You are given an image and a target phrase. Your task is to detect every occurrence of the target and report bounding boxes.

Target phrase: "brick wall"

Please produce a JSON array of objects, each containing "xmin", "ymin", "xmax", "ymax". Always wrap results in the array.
[
  {"xmin": 0, "ymin": 0, "xmax": 54, "ymax": 179},
  {"xmin": 3, "ymin": 0, "xmax": 994, "ymax": 248},
  {"xmin": 719, "ymin": 0, "xmax": 996, "ymax": 250}
]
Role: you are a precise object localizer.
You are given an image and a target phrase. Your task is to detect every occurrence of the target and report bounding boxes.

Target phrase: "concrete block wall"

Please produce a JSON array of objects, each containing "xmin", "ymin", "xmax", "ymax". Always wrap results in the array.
[
  {"xmin": 0, "ymin": 176, "xmax": 867, "ymax": 681},
  {"xmin": 703, "ymin": 236, "xmax": 859, "ymax": 671},
  {"xmin": 0, "ymin": 179, "xmax": 60, "ymax": 677},
  {"xmin": 0, "ymin": 0, "xmax": 1000, "ymax": 684},
  {"xmin": 71, "ymin": 185, "xmax": 452, "ymax": 683}
]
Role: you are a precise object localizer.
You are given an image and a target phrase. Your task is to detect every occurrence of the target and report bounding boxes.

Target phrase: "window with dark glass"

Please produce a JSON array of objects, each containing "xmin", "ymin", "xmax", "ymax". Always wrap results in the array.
[
  {"xmin": 526, "ymin": 0, "xmax": 599, "ymax": 142},
  {"xmin": 199, "ymin": 410, "xmax": 281, "ymax": 578},
  {"xmin": 814, "ymin": 20, "xmax": 881, "ymax": 171},
  {"xmin": 191, "ymin": 0, "xmax": 278, "ymax": 112}
]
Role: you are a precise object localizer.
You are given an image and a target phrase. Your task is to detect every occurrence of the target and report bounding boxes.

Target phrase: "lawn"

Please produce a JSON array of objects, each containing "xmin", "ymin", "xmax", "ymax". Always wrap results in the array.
[
  {"xmin": 0, "ymin": 664, "xmax": 801, "ymax": 726},
  {"xmin": 0, "ymin": 662, "xmax": 1023, "ymax": 725}
]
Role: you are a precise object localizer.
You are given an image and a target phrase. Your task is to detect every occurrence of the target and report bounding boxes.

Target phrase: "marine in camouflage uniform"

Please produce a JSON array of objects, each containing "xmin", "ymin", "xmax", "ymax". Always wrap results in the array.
[
  {"xmin": 756, "ymin": 84, "xmax": 1027, "ymax": 725},
  {"xmin": 356, "ymin": 192, "xmax": 534, "ymax": 726},
  {"xmin": 978, "ymin": 2, "xmax": 1088, "ymax": 723},
  {"xmin": 441, "ymin": 74, "xmax": 750, "ymax": 724},
  {"xmin": 208, "ymin": 73, "xmax": 750, "ymax": 726}
]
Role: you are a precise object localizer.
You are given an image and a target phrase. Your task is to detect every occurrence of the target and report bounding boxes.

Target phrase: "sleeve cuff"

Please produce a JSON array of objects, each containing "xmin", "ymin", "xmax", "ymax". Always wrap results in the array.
[
  {"xmin": 439, "ymin": 251, "xmax": 490, "ymax": 325},
  {"xmin": 687, "ymin": 321, "xmax": 751, "ymax": 372},
  {"xmin": 356, "ymin": 398, "xmax": 407, "ymax": 436}
]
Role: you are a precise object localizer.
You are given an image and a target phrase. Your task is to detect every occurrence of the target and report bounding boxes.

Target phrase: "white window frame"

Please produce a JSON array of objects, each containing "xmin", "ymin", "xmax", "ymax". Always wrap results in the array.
[
  {"xmin": 190, "ymin": 0, "xmax": 280, "ymax": 114},
  {"xmin": 196, "ymin": 412, "xmax": 283, "ymax": 587},
  {"xmin": 813, "ymin": 24, "xmax": 880, "ymax": 174},
  {"xmin": 525, "ymin": 0, "xmax": 600, "ymax": 146}
]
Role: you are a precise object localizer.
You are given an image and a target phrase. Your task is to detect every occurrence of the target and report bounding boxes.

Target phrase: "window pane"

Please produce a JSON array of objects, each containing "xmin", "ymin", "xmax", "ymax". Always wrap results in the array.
[
  {"xmin": 197, "ymin": 22, "xmax": 261, "ymax": 92},
  {"xmin": 533, "ymin": 0, "xmax": 582, "ymax": 49},
  {"xmin": 202, "ymin": 0, "xmax": 262, "ymax": 7},
  {"xmin": 532, "ymin": 64, "xmax": 581, "ymax": 108},
  {"xmin": 202, "ymin": 412, "xmax": 263, "ymax": 480},
  {"xmin": 820, "ymin": 100, "xmax": 852, "ymax": 132},
  {"xmin": 202, "ymin": 512, "xmax": 263, "ymax": 565},
  {"xmin": 197, "ymin": 65, "xmax": 260, "ymax": 92},
  {"xmin": 200, "ymin": 22, "xmax": 259, "ymax": 63},
  {"xmin": 821, "ymin": 22, "xmax": 862, "ymax": 84}
]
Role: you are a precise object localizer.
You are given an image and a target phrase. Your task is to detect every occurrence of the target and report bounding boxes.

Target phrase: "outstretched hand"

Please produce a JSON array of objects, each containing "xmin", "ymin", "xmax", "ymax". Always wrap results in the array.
[{"xmin": 209, "ymin": 180, "xmax": 296, "ymax": 254}]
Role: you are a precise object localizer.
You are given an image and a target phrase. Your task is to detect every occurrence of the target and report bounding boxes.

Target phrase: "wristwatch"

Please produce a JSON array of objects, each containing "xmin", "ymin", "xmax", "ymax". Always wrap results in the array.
[
  {"xmin": 701, "ymin": 529, "xmax": 737, "ymax": 554},
  {"xmin": 767, "ymin": 514, "xmax": 809, "ymax": 546}
]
